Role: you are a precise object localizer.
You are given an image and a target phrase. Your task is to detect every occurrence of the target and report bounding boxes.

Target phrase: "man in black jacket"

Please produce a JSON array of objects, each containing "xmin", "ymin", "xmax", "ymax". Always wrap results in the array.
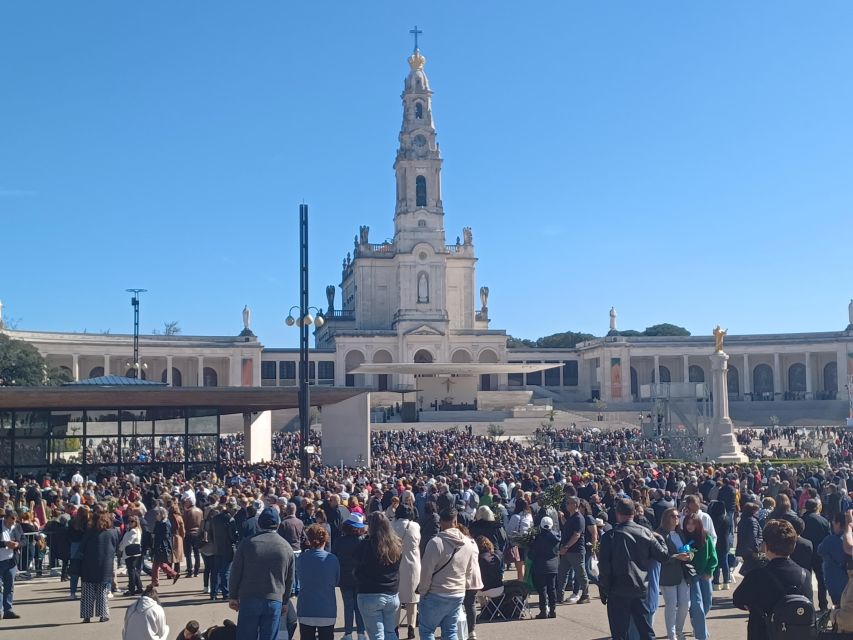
[
  {"xmin": 598, "ymin": 498, "xmax": 669, "ymax": 640},
  {"xmin": 733, "ymin": 519, "xmax": 813, "ymax": 640},
  {"xmin": 802, "ymin": 498, "xmax": 831, "ymax": 610}
]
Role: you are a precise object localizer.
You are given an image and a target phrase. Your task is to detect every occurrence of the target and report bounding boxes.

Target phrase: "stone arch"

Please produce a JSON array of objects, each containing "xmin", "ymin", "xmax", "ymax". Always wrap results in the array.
[
  {"xmin": 478, "ymin": 349, "xmax": 499, "ymax": 363},
  {"xmin": 373, "ymin": 350, "xmax": 393, "ymax": 363},
  {"xmin": 161, "ymin": 367, "xmax": 183, "ymax": 387},
  {"xmin": 415, "ymin": 102, "xmax": 423, "ymax": 119},
  {"xmin": 728, "ymin": 365, "xmax": 740, "ymax": 395},
  {"xmin": 451, "ymin": 349, "xmax": 473, "ymax": 363},
  {"xmin": 88, "ymin": 366, "xmax": 104, "ymax": 379},
  {"xmin": 788, "ymin": 363, "xmax": 806, "ymax": 393},
  {"xmin": 630, "ymin": 367, "xmax": 638, "ymax": 398},
  {"xmin": 652, "ymin": 366, "xmax": 671, "ymax": 383},
  {"xmin": 688, "ymin": 365, "xmax": 705, "ymax": 383},
  {"xmin": 372, "ymin": 350, "xmax": 392, "ymax": 391},
  {"xmin": 824, "ymin": 362, "xmax": 838, "ymax": 393},
  {"xmin": 125, "ymin": 367, "xmax": 147, "ymax": 380},
  {"xmin": 753, "ymin": 363, "xmax": 774, "ymax": 396},
  {"xmin": 416, "ymin": 175, "xmax": 427, "ymax": 207},
  {"xmin": 413, "ymin": 349, "xmax": 434, "ymax": 364},
  {"xmin": 203, "ymin": 367, "xmax": 218, "ymax": 387}
]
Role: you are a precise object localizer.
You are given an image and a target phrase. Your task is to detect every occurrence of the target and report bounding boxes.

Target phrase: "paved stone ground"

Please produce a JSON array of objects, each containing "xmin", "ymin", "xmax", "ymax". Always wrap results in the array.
[{"xmin": 6, "ymin": 573, "xmax": 750, "ymax": 640}]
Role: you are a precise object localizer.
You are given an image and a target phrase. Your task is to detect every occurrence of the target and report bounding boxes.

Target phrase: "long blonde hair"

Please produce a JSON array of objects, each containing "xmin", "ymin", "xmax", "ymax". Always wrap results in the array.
[{"xmin": 367, "ymin": 512, "xmax": 402, "ymax": 565}]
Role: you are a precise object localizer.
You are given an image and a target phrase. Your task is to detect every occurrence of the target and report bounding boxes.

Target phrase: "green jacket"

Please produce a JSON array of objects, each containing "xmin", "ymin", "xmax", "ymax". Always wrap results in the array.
[{"xmin": 690, "ymin": 537, "xmax": 718, "ymax": 577}]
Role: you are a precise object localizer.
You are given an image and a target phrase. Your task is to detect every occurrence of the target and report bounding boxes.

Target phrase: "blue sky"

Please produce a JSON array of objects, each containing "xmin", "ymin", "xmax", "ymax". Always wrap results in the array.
[{"xmin": 2, "ymin": 2, "xmax": 852, "ymax": 346}]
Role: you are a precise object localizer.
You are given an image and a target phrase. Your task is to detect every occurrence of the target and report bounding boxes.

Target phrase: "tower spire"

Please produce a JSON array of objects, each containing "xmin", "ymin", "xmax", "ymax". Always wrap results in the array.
[{"xmin": 409, "ymin": 25, "xmax": 422, "ymax": 52}]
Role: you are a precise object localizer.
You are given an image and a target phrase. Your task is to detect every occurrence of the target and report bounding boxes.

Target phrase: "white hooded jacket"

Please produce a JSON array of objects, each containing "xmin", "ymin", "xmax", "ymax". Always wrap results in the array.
[{"xmin": 122, "ymin": 595, "xmax": 170, "ymax": 640}]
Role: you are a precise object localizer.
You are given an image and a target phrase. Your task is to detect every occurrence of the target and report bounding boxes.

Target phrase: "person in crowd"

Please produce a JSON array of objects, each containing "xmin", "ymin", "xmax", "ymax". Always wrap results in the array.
[
  {"xmin": 296, "ymin": 524, "xmax": 340, "ymax": 640},
  {"xmin": 579, "ymin": 499, "xmax": 600, "ymax": 585},
  {"xmin": 152, "ymin": 506, "xmax": 180, "ymax": 587},
  {"xmin": 210, "ymin": 500, "xmax": 238, "ymax": 601},
  {"xmin": 176, "ymin": 620, "xmax": 202, "ymax": 640},
  {"xmin": 458, "ymin": 524, "xmax": 483, "ymax": 640},
  {"xmin": 735, "ymin": 502, "xmax": 763, "ymax": 577},
  {"xmin": 200, "ymin": 499, "xmax": 218, "ymax": 595},
  {"xmin": 279, "ymin": 503, "xmax": 305, "ymax": 596},
  {"xmin": 505, "ymin": 498, "xmax": 532, "ymax": 581},
  {"xmin": 682, "ymin": 512, "xmax": 717, "ymax": 640},
  {"xmin": 657, "ymin": 507, "xmax": 694, "ymax": 640},
  {"xmin": 314, "ymin": 508, "xmax": 332, "ymax": 551},
  {"xmin": 802, "ymin": 498, "xmax": 831, "ymax": 611},
  {"xmin": 182, "ymin": 497, "xmax": 204, "ymax": 579},
  {"xmin": 475, "ymin": 536, "xmax": 503, "ymax": 600},
  {"xmin": 121, "ymin": 585, "xmax": 169, "ymax": 640},
  {"xmin": 355, "ymin": 512, "xmax": 402, "ymax": 640},
  {"xmin": 733, "ymin": 519, "xmax": 814, "ymax": 640},
  {"xmin": 229, "ymin": 506, "xmax": 295, "ymax": 640},
  {"xmin": 0, "ymin": 510, "xmax": 22, "ymax": 620},
  {"xmin": 419, "ymin": 501, "xmax": 440, "ymax": 556},
  {"xmin": 789, "ymin": 516, "xmax": 815, "ymax": 577},
  {"xmin": 707, "ymin": 501, "xmax": 731, "ymax": 590},
  {"xmin": 79, "ymin": 510, "xmax": 119, "ymax": 623},
  {"xmin": 557, "ymin": 496, "xmax": 590, "ymax": 605},
  {"xmin": 392, "ymin": 504, "xmax": 421, "ymax": 640},
  {"xmin": 598, "ymin": 498, "xmax": 669, "ymax": 640},
  {"xmin": 818, "ymin": 511, "xmax": 849, "ymax": 608},
  {"xmin": 332, "ymin": 514, "xmax": 367, "ymax": 640},
  {"xmin": 468, "ymin": 506, "xmax": 506, "ymax": 559},
  {"xmin": 528, "ymin": 515, "xmax": 560, "ymax": 619},
  {"xmin": 418, "ymin": 508, "xmax": 477, "ymax": 640},
  {"xmin": 68, "ymin": 505, "xmax": 90, "ymax": 600},
  {"xmin": 169, "ymin": 503, "xmax": 186, "ymax": 576},
  {"xmin": 680, "ymin": 496, "xmax": 717, "ymax": 546},
  {"xmin": 118, "ymin": 514, "xmax": 144, "ymax": 596}
]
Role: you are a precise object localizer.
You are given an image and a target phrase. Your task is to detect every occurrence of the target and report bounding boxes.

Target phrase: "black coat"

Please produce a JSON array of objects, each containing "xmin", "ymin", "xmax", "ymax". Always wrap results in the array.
[
  {"xmin": 733, "ymin": 557, "xmax": 813, "ymax": 640},
  {"xmin": 598, "ymin": 520, "xmax": 669, "ymax": 599},
  {"xmin": 791, "ymin": 537, "xmax": 814, "ymax": 574},
  {"xmin": 736, "ymin": 515, "xmax": 763, "ymax": 574},
  {"xmin": 478, "ymin": 551, "xmax": 503, "ymax": 590},
  {"xmin": 469, "ymin": 520, "xmax": 507, "ymax": 553},
  {"xmin": 153, "ymin": 519, "xmax": 173, "ymax": 563},
  {"xmin": 80, "ymin": 528, "xmax": 119, "ymax": 584},
  {"xmin": 211, "ymin": 511, "xmax": 238, "ymax": 560},
  {"xmin": 802, "ymin": 512, "xmax": 831, "ymax": 560},
  {"xmin": 528, "ymin": 529, "xmax": 561, "ymax": 575}
]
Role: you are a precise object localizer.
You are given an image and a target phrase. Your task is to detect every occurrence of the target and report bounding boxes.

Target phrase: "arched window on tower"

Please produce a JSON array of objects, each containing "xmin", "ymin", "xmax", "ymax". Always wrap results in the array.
[
  {"xmin": 416, "ymin": 175, "xmax": 427, "ymax": 207},
  {"xmin": 415, "ymin": 102, "xmax": 423, "ymax": 119}
]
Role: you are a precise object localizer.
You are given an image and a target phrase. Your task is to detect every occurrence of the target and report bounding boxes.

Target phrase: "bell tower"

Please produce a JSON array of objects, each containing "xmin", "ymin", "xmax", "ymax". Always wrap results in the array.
[{"xmin": 393, "ymin": 34, "xmax": 445, "ymax": 252}]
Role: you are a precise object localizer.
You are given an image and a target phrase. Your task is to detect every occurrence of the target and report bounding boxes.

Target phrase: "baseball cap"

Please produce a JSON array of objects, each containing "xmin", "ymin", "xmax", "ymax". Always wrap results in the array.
[
  {"xmin": 345, "ymin": 513, "xmax": 366, "ymax": 529},
  {"xmin": 540, "ymin": 516, "xmax": 554, "ymax": 530}
]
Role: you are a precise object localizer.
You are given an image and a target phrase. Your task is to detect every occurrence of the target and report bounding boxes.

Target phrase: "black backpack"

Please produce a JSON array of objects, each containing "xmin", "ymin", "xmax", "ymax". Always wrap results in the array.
[{"xmin": 764, "ymin": 567, "xmax": 816, "ymax": 640}]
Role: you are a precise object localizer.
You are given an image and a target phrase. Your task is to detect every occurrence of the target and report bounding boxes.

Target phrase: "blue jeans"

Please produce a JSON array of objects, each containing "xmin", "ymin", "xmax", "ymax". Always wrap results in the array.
[
  {"xmin": 237, "ymin": 597, "xmax": 282, "ymax": 640},
  {"xmin": 341, "ymin": 588, "xmax": 365, "ymax": 634},
  {"xmin": 0, "ymin": 558, "xmax": 15, "ymax": 613},
  {"xmin": 418, "ymin": 593, "xmax": 464, "ymax": 640},
  {"xmin": 689, "ymin": 575, "xmax": 712, "ymax": 640},
  {"xmin": 211, "ymin": 556, "xmax": 231, "ymax": 599},
  {"xmin": 357, "ymin": 593, "xmax": 399, "ymax": 640}
]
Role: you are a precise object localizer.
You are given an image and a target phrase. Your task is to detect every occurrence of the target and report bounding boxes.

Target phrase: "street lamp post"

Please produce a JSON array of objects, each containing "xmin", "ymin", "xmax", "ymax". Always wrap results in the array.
[
  {"xmin": 125, "ymin": 289, "xmax": 148, "ymax": 378},
  {"xmin": 283, "ymin": 204, "xmax": 325, "ymax": 478}
]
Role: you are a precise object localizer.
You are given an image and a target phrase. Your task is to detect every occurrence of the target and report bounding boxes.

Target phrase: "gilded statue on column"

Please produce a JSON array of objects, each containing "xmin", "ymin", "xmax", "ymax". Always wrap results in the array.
[{"xmin": 713, "ymin": 325, "xmax": 727, "ymax": 353}]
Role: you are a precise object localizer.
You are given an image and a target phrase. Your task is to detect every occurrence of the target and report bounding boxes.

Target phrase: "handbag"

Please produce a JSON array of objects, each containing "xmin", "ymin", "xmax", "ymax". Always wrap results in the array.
[{"xmin": 125, "ymin": 543, "xmax": 142, "ymax": 557}]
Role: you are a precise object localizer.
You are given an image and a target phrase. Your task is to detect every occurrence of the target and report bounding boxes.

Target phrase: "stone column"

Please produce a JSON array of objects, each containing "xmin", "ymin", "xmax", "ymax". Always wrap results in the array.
[
  {"xmin": 653, "ymin": 355, "xmax": 660, "ymax": 384},
  {"xmin": 166, "ymin": 355, "xmax": 173, "ymax": 386},
  {"xmin": 623, "ymin": 350, "xmax": 632, "ymax": 400},
  {"xmin": 72, "ymin": 354, "xmax": 80, "ymax": 381},
  {"xmin": 197, "ymin": 356, "xmax": 204, "ymax": 387},
  {"xmin": 705, "ymin": 351, "xmax": 748, "ymax": 463},
  {"xmin": 774, "ymin": 353, "xmax": 782, "ymax": 399},
  {"xmin": 839, "ymin": 348, "xmax": 850, "ymax": 404},
  {"xmin": 103, "ymin": 354, "xmax": 111, "ymax": 376},
  {"xmin": 743, "ymin": 353, "xmax": 751, "ymax": 399},
  {"xmin": 683, "ymin": 355, "xmax": 690, "ymax": 383},
  {"xmin": 805, "ymin": 352, "xmax": 813, "ymax": 399},
  {"xmin": 243, "ymin": 411, "xmax": 272, "ymax": 463}
]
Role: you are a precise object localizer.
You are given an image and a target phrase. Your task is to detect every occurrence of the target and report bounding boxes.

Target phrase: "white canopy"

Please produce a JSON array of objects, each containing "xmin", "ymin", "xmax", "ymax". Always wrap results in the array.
[{"xmin": 349, "ymin": 362, "xmax": 560, "ymax": 375}]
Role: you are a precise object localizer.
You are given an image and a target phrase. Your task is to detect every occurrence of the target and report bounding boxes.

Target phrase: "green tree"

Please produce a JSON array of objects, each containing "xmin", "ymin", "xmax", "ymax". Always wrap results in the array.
[
  {"xmin": 642, "ymin": 323, "xmax": 691, "ymax": 337},
  {"xmin": 536, "ymin": 331, "xmax": 597, "ymax": 348},
  {"xmin": 506, "ymin": 335, "xmax": 536, "ymax": 348},
  {"xmin": 0, "ymin": 333, "xmax": 71, "ymax": 386}
]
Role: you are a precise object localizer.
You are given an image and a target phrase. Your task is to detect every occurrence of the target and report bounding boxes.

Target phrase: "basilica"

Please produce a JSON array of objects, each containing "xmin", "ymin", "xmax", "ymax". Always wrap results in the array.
[{"xmin": 3, "ymin": 46, "xmax": 852, "ymax": 421}]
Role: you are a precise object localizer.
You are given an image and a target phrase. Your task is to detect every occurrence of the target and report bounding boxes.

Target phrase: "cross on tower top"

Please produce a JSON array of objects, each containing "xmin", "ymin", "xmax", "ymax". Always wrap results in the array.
[{"xmin": 409, "ymin": 25, "xmax": 422, "ymax": 52}]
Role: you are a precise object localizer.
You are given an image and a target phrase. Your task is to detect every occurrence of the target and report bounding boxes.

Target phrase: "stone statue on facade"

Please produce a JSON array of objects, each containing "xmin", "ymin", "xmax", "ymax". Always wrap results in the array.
[
  {"xmin": 243, "ymin": 305, "xmax": 251, "ymax": 331},
  {"xmin": 462, "ymin": 227, "xmax": 473, "ymax": 245},
  {"xmin": 359, "ymin": 225, "xmax": 370, "ymax": 245},
  {"xmin": 480, "ymin": 286, "xmax": 489, "ymax": 310},
  {"xmin": 609, "ymin": 307, "xmax": 617, "ymax": 331},
  {"xmin": 848, "ymin": 298, "xmax": 853, "ymax": 329},
  {"xmin": 326, "ymin": 285, "xmax": 336, "ymax": 313},
  {"xmin": 713, "ymin": 325, "xmax": 727, "ymax": 353},
  {"xmin": 417, "ymin": 272, "xmax": 429, "ymax": 303}
]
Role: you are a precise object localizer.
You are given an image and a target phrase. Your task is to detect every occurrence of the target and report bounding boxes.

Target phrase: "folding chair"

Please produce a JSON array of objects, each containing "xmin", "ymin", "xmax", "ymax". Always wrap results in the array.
[
  {"xmin": 477, "ymin": 586, "xmax": 507, "ymax": 622},
  {"xmin": 502, "ymin": 579, "xmax": 532, "ymax": 620}
]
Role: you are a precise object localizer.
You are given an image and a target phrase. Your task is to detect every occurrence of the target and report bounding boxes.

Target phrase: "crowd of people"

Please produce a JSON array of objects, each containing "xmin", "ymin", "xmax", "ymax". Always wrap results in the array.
[{"xmin": 1, "ymin": 424, "xmax": 853, "ymax": 640}]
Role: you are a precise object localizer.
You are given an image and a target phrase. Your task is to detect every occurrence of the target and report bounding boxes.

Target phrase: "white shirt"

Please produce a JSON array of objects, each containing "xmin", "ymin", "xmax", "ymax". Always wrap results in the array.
[
  {"xmin": 680, "ymin": 510, "xmax": 718, "ymax": 545},
  {"xmin": 71, "ymin": 473, "xmax": 84, "ymax": 485},
  {"xmin": 0, "ymin": 523, "xmax": 21, "ymax": 562}
]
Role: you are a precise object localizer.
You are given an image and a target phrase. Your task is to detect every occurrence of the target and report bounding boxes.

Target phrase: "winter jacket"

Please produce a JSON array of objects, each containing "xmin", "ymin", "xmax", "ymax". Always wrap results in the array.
[
  {"xmin": 819, "ymin": 533, "xmax": 849, "ymax": 605},
  {"xmin": 331, "ymin": 533, "xmax": 362, "ymax": 591},
  {"xmin": 152, "ymin": 519, "xmax": 173, "ymax": 563},
  {"xmin": 354, "ymin": 536, "xmax": 401, "ymax": 595},
  {"xmin": 210, "ymin": 511, "xmax": 238, "ymax": 560},
  {"xmin": 689, "ymin": 536, "xmax": 718, "ymax": 577},
  {"xmin": 230, "ymin": 529, "xmax": 295, "ymax": 603},
  {"xmin": 118, "ymin": 526, "xmax": 143, "ymax": 558},
  {"xmin": 418, "ymin": 527, "xmax": 477, "ymax": 597},
  {"xmin": 80, "ymin": 527, "xmax": 119, "ymax": 584},
  {"xmin": 528, "ymin": 529, "xmax": 561, "ymax": 575},
  {"xmin": 469, "ymin": 519, "xmax": 507, "ymax": 552},
  {"xmin": 598, "ymin": 520, "xmax": 669, "ymax": 599},
  {"xmin": 121, "ymin": 595, "xmax": 169, "ymax": 640},
  {"xmin": 658, "ymin": 529, "xmax": 695, "ymax": 587},
  {"xmin": 392, "ymin": 518, "xmax": 422, "ymax": 604},
  {"xmin": 478, "ymin": 551, "xmax": 502, "ymax": 590},
  {"xmin": 296, "ymin": 549, "xmax": 340, "ymax": 620}
]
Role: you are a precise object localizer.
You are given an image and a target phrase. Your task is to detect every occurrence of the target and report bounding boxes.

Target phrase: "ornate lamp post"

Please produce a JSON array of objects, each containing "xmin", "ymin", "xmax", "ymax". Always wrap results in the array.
[
  {"xmin": 283, "ymin": 204, "xmax": 326, "ymax": 478},
  {"xmin": 125, "ymin": 289, "xmax": 148, "ymax": 378}
]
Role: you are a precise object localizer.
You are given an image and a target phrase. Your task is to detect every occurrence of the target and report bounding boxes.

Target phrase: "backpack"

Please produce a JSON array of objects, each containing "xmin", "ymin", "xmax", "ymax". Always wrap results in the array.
[{"xmin": 764, "ymin": 567, "xmax": 816, "ymax": 640}]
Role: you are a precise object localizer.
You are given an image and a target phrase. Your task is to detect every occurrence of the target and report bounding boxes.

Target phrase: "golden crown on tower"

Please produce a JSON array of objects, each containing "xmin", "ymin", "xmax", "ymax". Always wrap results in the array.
[{"xmin": 408, "ymin": 49, "xmax": 426, "ymax": 71}]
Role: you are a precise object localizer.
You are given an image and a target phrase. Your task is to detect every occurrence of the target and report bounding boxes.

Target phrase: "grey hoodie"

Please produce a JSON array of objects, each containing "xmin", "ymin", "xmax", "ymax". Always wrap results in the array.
[{"xmin": 418, "ymin": 527, "xmax": 477, "ymax": 597}]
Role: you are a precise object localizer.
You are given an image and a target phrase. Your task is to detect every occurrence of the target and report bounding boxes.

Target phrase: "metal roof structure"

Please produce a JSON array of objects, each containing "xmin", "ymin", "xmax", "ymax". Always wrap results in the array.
[
  {"xmin": 349, "ymin": 362, "xmax": 561, "ymax": 376},
  {"xmin": 63, "ymin": 375, "xmax": 166, "ymax": 387}
]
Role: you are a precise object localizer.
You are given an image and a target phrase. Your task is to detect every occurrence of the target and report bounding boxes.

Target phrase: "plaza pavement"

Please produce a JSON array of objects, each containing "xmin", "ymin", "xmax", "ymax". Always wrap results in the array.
[{"xmin": 6, "ymin": 572, "xmax": 751, "ymax": 640}]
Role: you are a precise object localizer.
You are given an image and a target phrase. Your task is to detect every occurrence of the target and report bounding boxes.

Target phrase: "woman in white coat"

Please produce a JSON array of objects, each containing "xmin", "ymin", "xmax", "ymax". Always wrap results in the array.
[
  {"xmin": 392, "ymin": 504, "xmax": 421, "ymax": 640},
  {"xmin": 122, "ymin": 585, "xmax": 169, "ymax": 640}
]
